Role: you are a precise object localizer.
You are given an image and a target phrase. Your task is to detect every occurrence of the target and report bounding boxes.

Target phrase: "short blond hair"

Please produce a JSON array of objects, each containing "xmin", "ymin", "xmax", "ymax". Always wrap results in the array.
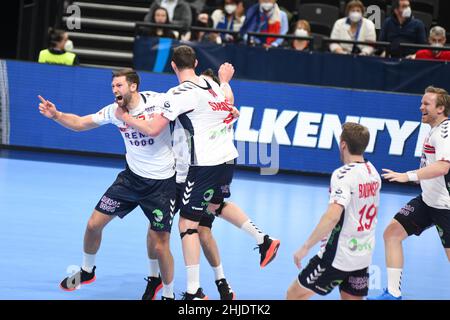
[{"xmin": 425, "ymin": 86, "xmax": 450, "ymax": 116}]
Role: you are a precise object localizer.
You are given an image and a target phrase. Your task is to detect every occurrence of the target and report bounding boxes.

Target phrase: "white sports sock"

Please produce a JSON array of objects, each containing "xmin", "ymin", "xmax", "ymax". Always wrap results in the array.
[
  {"xmin": 149, "ymin": 259, "xmax": 160, "ymax": 278},
  {"xmin": 162, "ymin": 281, "xmax": 174, "ymax": 298},
  {"xmin": 212, "ymin": 264, "xmax": 225, "ymax": 281},
  {"xmin": 240, "ymin": 219, "xmax": 265, "ymax": 244},
  {"xmin": 387, "ymin": 267, "xmax": 402, "ymax": 297},
  {"xmin": 186, "ymin": 264, "xmax": 200, "ymax": 294},
  {"xmin": 82, "ymin": 252, "xmax": 96, "ymax": 273}
]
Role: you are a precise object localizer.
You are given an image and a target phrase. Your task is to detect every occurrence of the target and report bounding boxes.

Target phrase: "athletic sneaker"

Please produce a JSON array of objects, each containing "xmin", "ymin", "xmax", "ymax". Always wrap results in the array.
[
  {"xmin": 142, "ymin": 275, "xmax": 163, "ymax": 300},
  {"xmin": 181, "ymin": 288, "xmax": 208, "ymax": 300},
  {"xmin": 367, "ymin": 289, "xmax": 402, "ymax": 300},
  {"xmin": 258, "ymin": 235, "xmax": 281, "ymax": 268},
  {"xmin": 60, "ymin": 266, "xmax": 96, "ymax": 291},
  {"xmin": 162, "ymin": 294, "xmax": 175, "ymax": 300},
  {"xmin": 215, "ymin": 278, "xmax": 235, "ymax": 300}
]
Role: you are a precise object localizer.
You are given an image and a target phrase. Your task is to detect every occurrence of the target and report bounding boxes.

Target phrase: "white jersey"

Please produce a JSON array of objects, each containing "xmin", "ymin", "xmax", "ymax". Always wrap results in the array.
[
  {"xmin": 173, "ymin": 119, "xmax": 190, "ymax": 183},
  {"xmin": 160, "ymin": 76, "xmax": 238, "ymax": 166},
  {"xmin": 318, "ymin": 161, "xmax": 381, "ymax": 272},
  {"xmin": 91, "ymin": 91, "xmax": 175, "ymax": 180},
  {"xmin": 419, "ymin": 119, "xmax": 450, "ymax": 209}
]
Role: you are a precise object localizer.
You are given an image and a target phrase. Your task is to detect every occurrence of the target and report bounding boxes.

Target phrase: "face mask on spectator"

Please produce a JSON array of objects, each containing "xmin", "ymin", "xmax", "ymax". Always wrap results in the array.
[
  {"xmin": 431, "ymin": 42, "xmax": 443, "ymax": 48},
  {"xmin": 401, "ymin": 6, "xmax": 412, "ymax": 18},
  {"xmin": 64, "ymin": 39, "xmax": 74, "ymax": 51},
  {"xmin": 260, "ymin": 3, "xmax": 274, "ymax": 12},
  {"xmin": 349, "ymin": 11, "xmax": 362, "ymax": 23},
  {"xmin": 224, "ymin": 4, "xmax": 237, "ymax": 15},
  {"xmin": 295, "ymin": 29, "xmax": 308, "ymax": 38}
]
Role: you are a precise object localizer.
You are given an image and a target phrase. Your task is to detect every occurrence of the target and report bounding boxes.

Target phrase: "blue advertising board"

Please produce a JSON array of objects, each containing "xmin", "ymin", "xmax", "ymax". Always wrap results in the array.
[{"xmin": 2, "ymin": 60, "xmax": 431, "ymax": 175}]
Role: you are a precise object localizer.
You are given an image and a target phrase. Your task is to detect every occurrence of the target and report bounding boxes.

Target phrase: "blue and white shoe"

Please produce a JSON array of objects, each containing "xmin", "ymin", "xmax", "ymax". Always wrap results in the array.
[{"xmin": 367, "ymin": 289, "xmax": 402, "ymax": 300}]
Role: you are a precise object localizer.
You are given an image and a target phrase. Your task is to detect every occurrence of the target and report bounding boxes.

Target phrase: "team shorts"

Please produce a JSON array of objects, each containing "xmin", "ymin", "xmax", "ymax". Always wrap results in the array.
[
  {"xmin": 95, "ymin": 167, "xmax": 176, "ymax": 232},
  {"xmin": 298, "ymin": 255, "xmax": 369, "ymax": 297},
  {"xmin": 394, "ymin": 195, "xmax": 450, "ymax": 248}
]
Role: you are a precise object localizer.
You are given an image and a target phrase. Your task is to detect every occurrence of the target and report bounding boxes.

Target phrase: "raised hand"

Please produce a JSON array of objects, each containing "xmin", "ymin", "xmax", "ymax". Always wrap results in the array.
[
  {"xmin": 218, "ymin": 62, "xmax": 235, "ymax": 84},
  {"xmin": 38, "ymin": 95, "xmax": 59, "ymax": 119}
]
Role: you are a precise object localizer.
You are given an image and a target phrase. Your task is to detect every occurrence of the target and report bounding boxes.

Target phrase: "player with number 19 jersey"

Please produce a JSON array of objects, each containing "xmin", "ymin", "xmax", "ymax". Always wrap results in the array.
[{"xmin": 321, "ymin": 161, "xmax": 381, "ymax": 271}]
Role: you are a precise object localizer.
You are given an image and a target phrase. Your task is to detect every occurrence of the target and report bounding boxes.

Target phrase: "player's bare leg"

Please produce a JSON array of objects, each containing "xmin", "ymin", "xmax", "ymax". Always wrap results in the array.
[
  {"xmin": 210, "ymin": 202, "xmax": 280, "ymax": 267},
  {"xmin": 60, "ymin": 210, "xmax": 114, "ymax": 291},
  {"xmin": 199, "ymin": 226, "xmax": 221, "ymax": 267},
  {"xmin": 143, "ymin": 228, "xmax": 174, "ymax": 299},
  {"xmin": 340, "ymin": 291, "xmax": 364, "ymax": 300},
  {"xmin": 286, "ymin": 279, "xmax": 315, "ymax": 300},
  {"xmin": 199, "ymin": 225, "xmax": 235, "ymax": 300},
  {"xmin": 84, "ymin": 209, "xmax": 116, "ymax": 254},
  {"xmin": 383, "ymin": 219, "xmax": 408, "ymax": 297},
  {"xmin": 179, "ymin": 216, "xmax": 206, "ymax": 299}
]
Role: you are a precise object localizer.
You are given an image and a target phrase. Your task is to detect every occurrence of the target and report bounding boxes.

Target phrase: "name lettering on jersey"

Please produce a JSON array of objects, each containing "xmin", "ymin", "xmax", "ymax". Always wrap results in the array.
[
  {"xmin": 358, "ymin": 182, "xmax": 380, "ymax": 199},
  {"xmin": 234, "ymin": 107, "xmax": 431, "ymax": 157},
  {"xmin": 208, "ymin": 101, "xmax": 232, "ymax": 112}
]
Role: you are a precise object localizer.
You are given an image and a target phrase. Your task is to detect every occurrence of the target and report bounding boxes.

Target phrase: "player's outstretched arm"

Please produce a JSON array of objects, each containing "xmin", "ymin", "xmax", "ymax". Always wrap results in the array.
[
  {"xmin": 382, "ymin": 161, "xmax": 450, "ymax": 183},
  {"xmin": 293, "ymin": 203, "xmax": 343, "ymax": 269},
  {"xmin": 115, "ymin": 107, "xmax": 169, "ymax": 137},
  {"xmin": 38, "ymin": 95, "xmax": 99, "ymax": 132}
]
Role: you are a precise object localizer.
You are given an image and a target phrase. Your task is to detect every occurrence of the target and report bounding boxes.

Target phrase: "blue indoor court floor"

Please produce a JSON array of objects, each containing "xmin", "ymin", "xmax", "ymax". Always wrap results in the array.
[{"xmin": 0, "ymin": 150, "xmax": 449, "ymax": 300}]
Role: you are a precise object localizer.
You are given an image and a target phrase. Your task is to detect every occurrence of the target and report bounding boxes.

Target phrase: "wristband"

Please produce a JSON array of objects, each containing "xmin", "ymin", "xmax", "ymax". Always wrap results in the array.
[{"xmin": 406, "ymin": 171, "xmax": 419, "ymax": 182}]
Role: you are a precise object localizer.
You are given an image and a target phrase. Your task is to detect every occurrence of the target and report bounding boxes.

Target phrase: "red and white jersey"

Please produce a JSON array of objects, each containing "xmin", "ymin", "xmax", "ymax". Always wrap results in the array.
[
  {"xmin": 160, "ymin": 76, "xmax": 238, "ymax": 166},
  {"xmin": 91, "ymin": 91, "xmax": 175, "ymax": 180},
  {"xmin": 318, "ymin": 161, "xmax": 381, "ymax": 272},
  {"xmin": 419, "ymin": 119, "xmax": 450, "ymax": 209}
]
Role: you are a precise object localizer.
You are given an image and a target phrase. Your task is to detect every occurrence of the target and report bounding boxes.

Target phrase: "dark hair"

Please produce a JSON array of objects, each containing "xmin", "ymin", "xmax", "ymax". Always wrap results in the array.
[
  {"xmin": 425, "ymin": 86, "xmax": 450, "ymax": 116},
  {"xmin": 201, "ymin": 68, "xmax": 220, "ymax": 85},
  {"xmin": 391, "ymin": 0, "xmax": 409, "ymax": 10},
  {"xmin": 172, "ymin": 45, "xmax": 196, "ymax": 70},
  {"xmin": 112, "ymin": 68, "xmax": 140, "ymax": 89},
  {"xmin": 340, "ymin": 122, "xmax": 370, "ymax": 155},
  {"xmin": 345, "ymin": 0, "xmax": 365, "ymax": 15},
  {"xmin": 48, "ymin": 28, "xmax": 66, "ymax": 48},
  {"xmin": 151, "ymin": 6, "xmax": 170, "ymax": 24}
]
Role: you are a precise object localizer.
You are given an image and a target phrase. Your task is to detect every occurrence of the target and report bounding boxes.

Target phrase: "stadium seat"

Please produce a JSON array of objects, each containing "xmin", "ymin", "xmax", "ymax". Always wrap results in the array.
[
  {"xmin": 410, "ymin": 0, "xmax": 439, "ymax": 20},
  {"xmin": 413, "ymin": 10, "xmax": 433, "ymax": 31},
  {"xmin": 298, "ymin": 3, "xmax": 340, "ymax": 36}
]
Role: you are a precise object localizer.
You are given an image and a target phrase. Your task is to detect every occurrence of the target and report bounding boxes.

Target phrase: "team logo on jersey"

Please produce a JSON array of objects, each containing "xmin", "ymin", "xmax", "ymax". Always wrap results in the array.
[
  {"xmin": 164, "ymin": 101, "xmax": 170, "ymax": 109},
  {"xmin": 153, "ymin": 209, "xmax": 164, "ymax": 222},
  {"xmin": 203, "ymin": 189, "xmax": 215, "ymax": 202},
  {"xmin": 348, "ymin": 238, "xmax": 372, "ymax": 252}
]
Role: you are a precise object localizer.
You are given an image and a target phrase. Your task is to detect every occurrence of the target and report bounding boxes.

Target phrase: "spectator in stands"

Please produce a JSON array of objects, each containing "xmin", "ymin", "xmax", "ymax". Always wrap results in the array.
[
  {"xmin": 191, "ymin": 12, "xmax": 220, "ymax": 43},
  {"xmin": 291, "ymin": 20, "xmax": 311, "ymax": 51},
  {"xmin": 379, "ymin": 0, "xmax": 427, "ymax": 58},
  {"xmin": 38, "ymin": 28, "xmax": 79, "ymax": 66},
  {"xmin": 329, "ymin": 0, "xmax": 376, "ymax": 55},
  {"xmin": 240, "ymin": 0, "xmax": 289, "ymax": 48},
  {"xmin": 211, "ymin": 0, "xmax": 246, "ymax": 43},
  {"xmin": 413, "ymin": 26, "xmax": 450, "ymax": 61},
  {"xmin": 145, "ymin": 0, "xmax": 193, "ymax": 29},
  {"xmin": 147, "ymin": 6, "xmax": 177, "ymax": 38}
]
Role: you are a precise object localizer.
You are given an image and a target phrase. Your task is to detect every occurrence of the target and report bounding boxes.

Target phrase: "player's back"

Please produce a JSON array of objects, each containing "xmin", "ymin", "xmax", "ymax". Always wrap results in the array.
[
  {"xmin": 163, "ymin": 76, "xmax": 238, "ymax": 166},
  {"xmin": 320, "ymin": 161, "xmax": 381, "ymax": 271}
]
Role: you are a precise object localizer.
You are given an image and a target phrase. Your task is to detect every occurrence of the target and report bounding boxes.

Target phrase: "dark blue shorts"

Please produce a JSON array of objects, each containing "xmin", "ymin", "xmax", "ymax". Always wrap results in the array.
[
  {"xmin": 298, "ymin": 255, "xmax": 369, "ymax": 297},
  {"xmin": 178, "ymin": 162, "xmax": 234, "ymax": 223},
  {"xmin": 394, "ymin": 195, "xmax": 450, "ymax": 248},
  {"xmin": 95, "ymin": 167, "xmax": 176, "ymax": 233}
]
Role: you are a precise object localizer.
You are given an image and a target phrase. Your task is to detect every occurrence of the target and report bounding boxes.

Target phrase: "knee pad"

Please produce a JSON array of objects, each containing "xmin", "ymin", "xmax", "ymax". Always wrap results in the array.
[
  {"xmin": 213, "ymin": 201, "xmax": 227, "ymax": 217},
  {"xmin": 180, "ymin": 228, "xmax": 198, "ymax": 239}
]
